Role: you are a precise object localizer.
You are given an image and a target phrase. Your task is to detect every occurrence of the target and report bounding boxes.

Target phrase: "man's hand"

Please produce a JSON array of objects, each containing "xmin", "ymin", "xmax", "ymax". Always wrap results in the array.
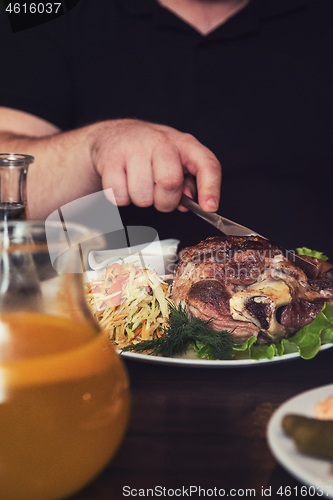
[{"xmin": 91, "ymin": 119, "xmax": 221, "ymax": 213}]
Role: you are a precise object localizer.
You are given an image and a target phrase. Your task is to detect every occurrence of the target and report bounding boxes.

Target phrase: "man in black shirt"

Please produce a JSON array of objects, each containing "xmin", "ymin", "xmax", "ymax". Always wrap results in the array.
[{"xmin": 0, "ymin": 0, "xmax": 332, "ymax": 254}]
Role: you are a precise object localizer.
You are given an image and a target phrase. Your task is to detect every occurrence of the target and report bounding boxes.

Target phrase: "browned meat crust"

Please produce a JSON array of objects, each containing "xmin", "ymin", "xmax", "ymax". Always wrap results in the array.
[
  {"xmin": 172, "ymin": 236, "xmax": 333, "ymax": 343},
  {"xmin": 186, "ymin": 279, "xmax": 259, "ymax": 339},
  {"xmin": 279, "ymin": 298, "xmax": 327, "ymax": 334}
]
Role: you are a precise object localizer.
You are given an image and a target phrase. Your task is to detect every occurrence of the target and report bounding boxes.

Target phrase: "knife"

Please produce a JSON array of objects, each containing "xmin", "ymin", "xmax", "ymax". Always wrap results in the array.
[{"xmin": 180, "ymin": 193, "xmax": 319, "ymax": 278}]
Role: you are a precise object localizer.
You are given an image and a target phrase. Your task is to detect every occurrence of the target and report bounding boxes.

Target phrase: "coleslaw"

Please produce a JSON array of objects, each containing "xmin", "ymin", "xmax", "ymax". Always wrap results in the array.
[{"xmin": 84, "ymin": 261, "xmax": 173, "ymax": 348}]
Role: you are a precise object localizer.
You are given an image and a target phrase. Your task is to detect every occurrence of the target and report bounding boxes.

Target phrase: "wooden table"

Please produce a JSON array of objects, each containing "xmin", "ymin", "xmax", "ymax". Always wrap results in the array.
[{"xmin": 70, "ymin": 348, "xmax": 333, "ymax": 499}]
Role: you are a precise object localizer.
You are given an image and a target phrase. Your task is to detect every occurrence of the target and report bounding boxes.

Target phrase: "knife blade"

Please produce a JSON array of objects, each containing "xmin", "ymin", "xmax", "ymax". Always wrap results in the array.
[
  {"xmin": 180, "ymin": 193, "xmax": 319, "ymax": 278},
  {"xmin": 180, "ymin": 193, "xmax": 265, "ymax": 238}
]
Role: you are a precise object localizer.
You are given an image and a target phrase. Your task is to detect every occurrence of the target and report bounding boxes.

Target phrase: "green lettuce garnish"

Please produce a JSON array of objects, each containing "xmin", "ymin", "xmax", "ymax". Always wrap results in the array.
[
  {"xmin": 233, "ymin": 335, "xmax": 285, "ymax": 360},
  {"xmin": 232, "ymin": 302, "xmax": 333, "ymax": 361},
  {"xmin": 296, "ymin": 247, "xmax": 329, "ymax": 261}
]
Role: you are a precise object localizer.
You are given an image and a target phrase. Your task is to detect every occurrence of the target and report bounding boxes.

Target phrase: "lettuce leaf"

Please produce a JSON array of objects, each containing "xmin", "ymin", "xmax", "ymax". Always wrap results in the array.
[
  {"xmin": 190, "ymin": 341, "xmax": 220, "ymax": 360},
  {"xmin": 233, "ymin": 335, "xmax": 284, "ymax": 360},
  {"xmin": 296, "ymin": 247, "xmax": 329, "ymax": 261},
  {"xmin": 231, "ymin": 302, "xmax": 333, "ymax": 361}
]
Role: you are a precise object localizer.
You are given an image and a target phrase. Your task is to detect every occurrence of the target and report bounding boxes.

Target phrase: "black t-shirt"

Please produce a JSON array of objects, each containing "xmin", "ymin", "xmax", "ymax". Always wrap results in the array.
[{"xmin": 0, "ymin": 0, "xmax": 333, "ymax": 254}]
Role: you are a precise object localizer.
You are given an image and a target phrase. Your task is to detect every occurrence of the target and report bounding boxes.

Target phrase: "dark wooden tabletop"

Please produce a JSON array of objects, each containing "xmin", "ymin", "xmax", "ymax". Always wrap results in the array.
[{"xmin": 70, "ymin": 348, "xmax": 333, "ymax": 500}]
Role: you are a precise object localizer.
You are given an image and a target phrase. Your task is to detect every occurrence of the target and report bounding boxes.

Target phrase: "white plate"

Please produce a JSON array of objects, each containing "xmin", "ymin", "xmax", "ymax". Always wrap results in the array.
[
  {"xmin": 267, "ymin": 384, "xmax": 333, "ymax": 496},
  {"xmin": 118, "ymin": 343, "xmax": 333, "ymax": 367}
]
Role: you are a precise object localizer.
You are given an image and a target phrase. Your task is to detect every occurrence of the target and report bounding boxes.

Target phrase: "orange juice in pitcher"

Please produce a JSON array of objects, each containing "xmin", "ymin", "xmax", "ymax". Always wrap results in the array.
[{"xmin": 0, "ymin": 221, "xmax": 130, "ymax": 500}]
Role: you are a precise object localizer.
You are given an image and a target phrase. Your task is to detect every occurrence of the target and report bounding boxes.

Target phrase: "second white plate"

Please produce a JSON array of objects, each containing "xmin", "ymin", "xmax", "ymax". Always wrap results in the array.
[{"xmin": 267, "ymin": 383, "xmax": 333, "ymax": 497}]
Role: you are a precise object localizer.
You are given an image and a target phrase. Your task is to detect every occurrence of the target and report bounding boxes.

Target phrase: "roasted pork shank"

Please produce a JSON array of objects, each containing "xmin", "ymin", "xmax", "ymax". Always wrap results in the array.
[{"xmin": 172, "ymin": 236, "xmax": 333, "ymax": 343}]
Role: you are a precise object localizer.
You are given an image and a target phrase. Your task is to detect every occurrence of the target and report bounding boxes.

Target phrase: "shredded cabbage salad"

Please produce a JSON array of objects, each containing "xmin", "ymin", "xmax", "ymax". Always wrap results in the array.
[{"xmin": 84, "ymin": 261, "xmax": 173, "ymax": 349}]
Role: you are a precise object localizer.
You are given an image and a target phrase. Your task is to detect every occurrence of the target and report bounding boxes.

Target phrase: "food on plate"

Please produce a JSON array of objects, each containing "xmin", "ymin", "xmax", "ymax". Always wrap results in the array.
[
  {"xmin": 84, "ymin": 261, "xmax": 172, "ymax": 349},
  {"xmin": 122, "ymin": 302, "xmax": 236, "ymax": 359},
  {"xmin": 172, "ymin": 235, "xmax": 333, "ymax": 345},
  {"xmin": 282, "ymin": 414, "xmax": 333, "ymax": 461},
  {"xmin": 315, "ymin": 395, "xmax": 333, "ymax": 420},
  {"xmin": 84, "ymin": 237, "xmax": 333, "ymax": 361}
]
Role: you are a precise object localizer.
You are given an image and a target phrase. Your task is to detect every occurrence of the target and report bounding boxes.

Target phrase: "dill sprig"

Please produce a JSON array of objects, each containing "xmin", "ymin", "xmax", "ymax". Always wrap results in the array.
[{"xmin": 121, "ymin": 303, "xmax": 237, "ymax": 360}]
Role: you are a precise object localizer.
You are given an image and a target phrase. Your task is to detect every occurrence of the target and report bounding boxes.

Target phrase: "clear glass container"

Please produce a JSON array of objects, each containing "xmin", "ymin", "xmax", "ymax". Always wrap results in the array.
[
  {"xmin": 0, "ymin": 220, "xmax": 130, "ymax": 500},
  {"xmin": 0, "ymin": 153, "xmax": 34, "ymax": 220}
]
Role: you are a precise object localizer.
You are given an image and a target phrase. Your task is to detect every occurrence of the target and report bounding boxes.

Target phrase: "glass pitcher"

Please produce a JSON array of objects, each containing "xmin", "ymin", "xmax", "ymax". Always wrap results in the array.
[
  {"xmin": 0, "ymin": 220, "xmax": 130, "ymax": 500},
  {"xmin": 0, "ymin": 153, "xmax": 34, "ymax": 220}
]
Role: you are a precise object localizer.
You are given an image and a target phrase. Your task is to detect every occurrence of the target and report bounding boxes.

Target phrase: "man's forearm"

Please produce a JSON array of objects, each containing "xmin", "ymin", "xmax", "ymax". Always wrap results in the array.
[{"xmin": 0, "ymin": 126, "xmax": 101, "ymax": 219}]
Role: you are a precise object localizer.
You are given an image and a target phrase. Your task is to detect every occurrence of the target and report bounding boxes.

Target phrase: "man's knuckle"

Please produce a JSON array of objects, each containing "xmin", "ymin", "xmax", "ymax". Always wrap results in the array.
[
  {"xmin": 159, "ymin": 173, "xmax": 182, "ymax": 191},
  {"xmin": 151, "ymin": 129, "xmax": 169, "ymax": 145},
  {"xmin": 179, "ymin": 132, "xmax": 196, "ymax": 146},
  {"xmin": 203, "ymin": 155, "xmax": 221, "ymax": 172},
  {"xmin": 182, "ymin": 132, "xmax": 195, "ymax": 141}
]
